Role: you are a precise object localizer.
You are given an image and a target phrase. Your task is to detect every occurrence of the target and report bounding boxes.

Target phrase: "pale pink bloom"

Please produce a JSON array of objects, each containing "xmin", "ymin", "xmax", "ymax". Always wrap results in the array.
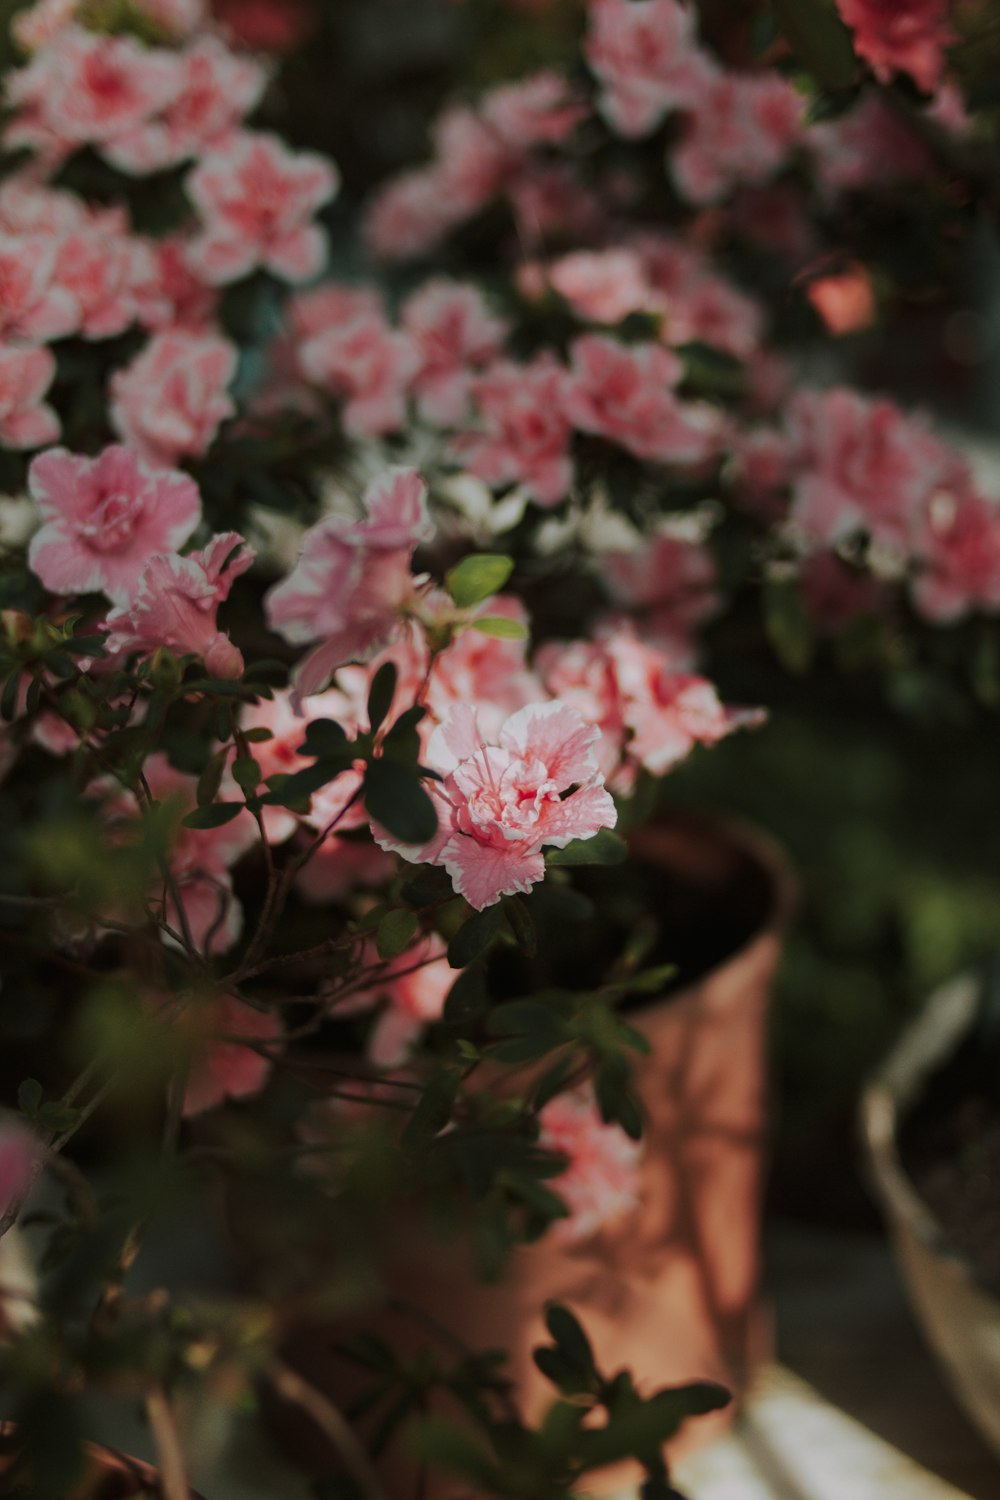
[
  {"xmin": 548, "ymin": 248, "xmax": 660, "ymax": 326},
  {"xmin": 186, "ymin": 131, "xmax": 338, "ymax": 287},
  {"xmin": 538, "ymin": 627, "xmax": 753, "ymax": 791},
  {"xmin": 134, "ymin": 235, "xmax": 219, "ymax": 334},
  {"xmin": 364, "ymin": 167, "xmax": 465, "ymax": 263},
  {"xmin": 912, "ymin": 490, "xmax": 1000, "ymax": 623},
  {"xmin": 0, "ymin": 234, "xmax": 77, "ymax": 342},
  {"xmin": 239, "ymin": 687, "xmax": 351, "ymax": 842},
  {"xmin": 181, "ymin": 994, "xmax": 281, "ymax": 1117},
  {"xmin": 0, "ymin": 176, "xmax": 88, "ymax": 238},
  {"xmin": 585, "ymin": 0, "xmax": 709, "ymax": 138},
  {"xmin": 602, "ymin": 530, "xmax": 718, "ymax": 653},
  {"xmin": 338, "ymin": 934, "xmax": 453, "ymax": 1067},
  {"xmin": 479, "ymin": 70, "xmax": 587, "ymax": 151},
  {"xmin": 0, "ymin": 1125, "xmax": 39, "ymax": 1219},
  {"xmin": 799, "ymin": 551, "xmax": 885, "ymax": 634},
  {"xmin": 110, "ymin": 331, "xmax": 237, "ymax": 465},
  {"xmin": 508, "ymin": 164, "xmax": 607, "ymax": 249},
  {"xmin": 454, "ymin": 355, "xmax": 574, "ymax": 507},
  {"xmin": 401, "ymin": 279, "xmax": 508, "ymax": 427},
  {"xmin": 11, "ymin": 0, "xmax": 77, "ymax": 53},
  {"xmin": 785, "ymin": 387, "xmax": 959, "ymax": 548},
  {"xmin": 211, "ymin": 0, "xmax": 313, "ymax": 52},
  {"xmin": 104, "ymin": 531, "xmax": 253, "ymax": 679},
  {"xmin": 0, "ymin": 345, "xmax": 59, "ymax": 449},
  {"xmin": 672, "ymin": 70, "xmax": 803, "ymax": 204},
  {"xmin": 6, "ymin": 27, "xmax": 182, "ymax": 162},
  {"xmin": 728, "ymin": 424, "xmax": 793, "ymax": 520},
  {"xmin": 375, "ymin": 700, "xmax": 617, "ymax": 911},
  {"xmin": 105, "ymin": 36, "xmax": 268, "ymax": 175},
  {"xmin": 299, "ymin": 310, "xmax": 419, "ymax": 438},
  {"xmin": 426, "ymin": 596, "xmax": 545, "ymax": 741},
  {"xmin": 265, "ymin": 468, "xmax": 432, "ymax": 696},
  {"xmin": 53, "ymin": 210, "xmax": 157, "ymax": 340},
  {"xmin": 807, "ymin": 95, "xmax": 929, "ymax": 193},
  {"xmin": 836, "ymin": 0, "xmax": 954, "ymax": 93},
  {"xmin": 432, "ymin": 104, "xmax": 511, "ymax": 216},
  {"xmin": 28, "ymin": 445, "xmax": 201, "ymax": 604},
  {"xmin": 295, "ymin": 837, "xmax": 392, "ymax": 903},
  {"xmin": 288, "ymin": 282, "xmax": 383, "ymax": 345},
  {"xmin": 565, "ymin": 335, "xmax": 718, "ymax": 465},
  {"xmin": 538, "ymin": 1088, "xmax": 643, "ymax": 1243},
  {"xmin": 632, "ymin": 234, "xmax": 766, "ymax": 359}
]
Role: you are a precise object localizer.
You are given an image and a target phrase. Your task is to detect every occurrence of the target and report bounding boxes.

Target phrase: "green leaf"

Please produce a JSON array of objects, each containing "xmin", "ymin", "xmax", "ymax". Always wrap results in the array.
[
  {"xmin": 470, "ymin": 615, "xmax": 529, "ymax": 640},
  {"xmin": 544, "ymin": 1303, "xmax": 596, "ymax": 1374},
  {"xmin": 502, "ymin": 894, "xmax": 536, "ymax": 955},
  {"xmin": 367, "ymin": 661, "xmax": 398, "ymax": 734},
  {"xmin": 407, "ymin": 1418, "xmax": 500, "ymax": 1488},
  {"xmin": 196, "ymin": 748, "xmax": 227, "ymax": 808},
  {"xmin": 773, "ymin": 0, "xmax": 857, "ymax": 90},
  {"xmin": 546, "ymin": 829, "xmax": 628, "ymax": 867},
  {"xmin": 447, "ymin": 904, "xmax": 507, "ymax": 969},
  {"xmin": 401, "ymin": 1070, "xmax": 459, "ymax": 1153},
  {"xmin": 298, "ymin": 717, "xmax": 348, "ymax": 758},
  {"xmin": 375, "ymin": 909, "xmax": 419, "ymax": 961},
  {"xmin": 242, "ymin": 726, "xmax": 274, "ymax": 744},
  {"xmin": 1, "ymin": 670, "xmax": 21, "ymax": 722},
  {"xmin": 364, "ymin": 759, "xmax": 438, "ymax": 845},
  {"xmin": 442, "ymin": 963, "xmax": 489, "ymax": 1027},
  {"xmin": 764, "ymin": 579, "xmax": 815, "ymax": 675},
  {"xmin": 181, "ymin": 802, "xmax": 243, "ymax": 829},
  {"xmin": 232, "ymin": 755, "xmax": 261, "ymax": 794},
  {"xmin": 578, "ymin": 1384, "xmax": 730, "ymax": 1468},
  {"xmin": 445, "ymin": 553, "xmax": 514, "ymax": 609},
  {"xmin": 261, "ymin": 759, "xmax": 348, "ymax": 805},
  {"xmin": 487, "ymin": 1001, "xmax": 572, "ymax": 1062}
]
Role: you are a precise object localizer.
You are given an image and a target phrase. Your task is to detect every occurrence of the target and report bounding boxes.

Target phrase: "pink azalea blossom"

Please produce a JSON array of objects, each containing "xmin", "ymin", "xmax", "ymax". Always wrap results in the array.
[
  {"xmin": 239, "ymin": 687, "xmax": 352, "ymax": 842},
  {"xmin": 585, "ymin": 0, "xmax": 709, "ymax": 138},
  {"xmin": 375, "ymin": 700, "xmax": 617, "ymax": 910},
  {"xmin": 454, "ymin": 355, "xmax": 574, "ymax": 507},
  {"xmin": 6, "ymin": 26, "xmax": 182, "ymax": 163},
  {"xmin": 548, "ymin": 248, "xmax": 660, "ymax": 326},
  {"xmin": 336, "ymin": 933, "xmax": 453, "ymax": 1067},
  {"xmin": 299, "ymin": 310, "xmax": 419, "ymax": 438},
  {"xmin": 186, "ymin": 131, "xmax": 338, "ymax": 286},
  {"xmin": 134, "ymin": 235, "xmax": 220, "ymax": 333},
  {"xmin": 211, "ymin": 0, "xmax": 313, "ymax": 52},
  {"xmin": 104, "ymin": 35, "xmax": 268, "ymax": 176},
  {"xmin": 836, "ymin": 0, "xmax": 954, "ymax": 93},
  {"xmin": 104, "ymin": 531, "xmax": 253, "ymax": 679},
  {"xmin": 28, "ymin": 445, "xmax": 201, "ymax": 604},
  {"xmin": 0, "ymin": 345, "xmax": 59, "ymax": 449},
  {"xmin": 912, "ymin": 490, "xmax": 1000, "ymax": 623},
  {"xmin": 295, "ymin": 837, "xmax": 392, "ymax": 903},
  {"xmin": 364, "ymin": 167, "xmax": 466, "ymax": 263},
  {"xmin": 0, "ymin": 1124, "xmax": 39, "ymax": 1220},
  {"xmin": 564, "ymin": 335, "xmax": 718, "ymax": 465},
  {"xmin": 807, "ymin": 94, "xmax": 930, "ymax": 193},
  {"xmin": 180, "ymin": 993, "xmax": 282, "ymax": 1117},
  {"xmin": 633, "ymin": 234, "xmax": 765, "ymax": 360},
  {"xmin": 110, "ymin": 331, "xmax": 237, "ymax": 465},
  {"xmin": 537, "ymin": 626, "xmax": 756, "ymax": 792},
  {"xmin": 672, "ymin": 70, "xmax": 804, "ymax": 204},
  {"xmin": 53, "ymin": 209, "xmax": 158, "ymax": 340},
  {"xmin": 266, "ymin": 468, "xmax": 432, "ymax": 696},
  {"xmin": 0, "ymin": 233, "xmax": 77, "ymax": 342},
  {"xmin": 425, "ymin": 596, "xmax": 545, "ymax": 741},
  {"xmin": 602, "ymin": 530, "xmax": 718, "ymax": 655},
  {"xmin": 798, "ymin": 551, "xmax": 886, "ymax": 634},
  {"xmin": 479, "ymin": 70, "xmax": 587, "ymax": 151},
  {"xmin": 538, "ymin": 1087, "xmax": 643, "ymax": 1243},
  {"xmin": 0, "ymin": 176, "xmax": 88, "ymax": 238},
  {"xmin": 401, "ymin": 279, "xmax": 508, "ymax": 427},
  {"xmin": 288, "ymin": 282, "xmax": 383, "ymax": 344}
]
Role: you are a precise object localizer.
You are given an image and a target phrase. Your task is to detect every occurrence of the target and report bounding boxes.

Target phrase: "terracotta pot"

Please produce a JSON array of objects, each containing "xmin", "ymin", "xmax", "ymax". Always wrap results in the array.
[
  {"xmin": 0, "ymin": 1424, "xmax": 205, "ymax": 1498},
  {"xmin": 862, "ymin": 973, "xmax": 1000, "ymax": 1460},
  {"xmin": 278, "ymin": 812, "xmax": 792, "ymax": 1494}
]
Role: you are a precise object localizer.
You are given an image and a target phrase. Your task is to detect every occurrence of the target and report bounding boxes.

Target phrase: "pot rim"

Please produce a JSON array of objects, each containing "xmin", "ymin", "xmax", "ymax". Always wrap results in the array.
[{"xmin": 860, "ymin": 970, "xmax": 998, "ymax": 1297}]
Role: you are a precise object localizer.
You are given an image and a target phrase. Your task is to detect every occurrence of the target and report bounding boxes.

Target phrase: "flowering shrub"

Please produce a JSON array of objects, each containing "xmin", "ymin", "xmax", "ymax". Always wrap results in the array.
[{"xmin": 2, "ymin": 0, "xmax": 1000, "ymax": 1494}]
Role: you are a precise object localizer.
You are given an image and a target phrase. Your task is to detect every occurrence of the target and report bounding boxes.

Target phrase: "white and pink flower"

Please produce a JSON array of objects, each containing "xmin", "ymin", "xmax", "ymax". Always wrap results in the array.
[
  {"xmin": 585, "ymin": 0, "xmax": 709, "ymax": 139},
  {"xmin": 103, "ymin": 531, "xmax": 253, "ymax": 679},
  {"xmin": 401, "ymin": 279, "xmax": 508, "ymax": 428},
  {"xmin": 538, "ymin": 1087, "xmax": 643, "ymax": 1243},
  {"xmin": 375, "ymin": 700, "xmax": 617, "ymax": 910},
  {"xmin": 180, "ymin": 993, "xmax": 282, "ymax": 1116},
  {"xmin": 186, "ymin": 131, "xmax": 338, "ymax": 286},
  {"xmin": 110, "ymin": 331, "xmax": 238, "ymax": 466},
  {"xmin": 836, "ymin": 0, "xmax": 954, "ymax": 93},
  {"xmin": 454, "ymin": 355, "xmax": 573, "ymax": 507},
  {"xmin": 565, "ymin": 335, "xmax": 718, "ymax": 465},
  {"xmin": 0, "ymin": 346, "xmax": 60, "ymax": 449},
  {"xmin": 299, "ymin": 310, "xmax": 419, "ymax": 439},
  {"xmin": 28, "ymin": 445, "xmax": 201, "ymax": 604}
]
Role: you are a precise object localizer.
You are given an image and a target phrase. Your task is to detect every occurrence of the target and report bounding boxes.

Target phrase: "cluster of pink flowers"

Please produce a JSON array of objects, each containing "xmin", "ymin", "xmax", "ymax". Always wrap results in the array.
[{"xmin": 836, "ymin": 0, "xmax": 954, "ymax": 94}]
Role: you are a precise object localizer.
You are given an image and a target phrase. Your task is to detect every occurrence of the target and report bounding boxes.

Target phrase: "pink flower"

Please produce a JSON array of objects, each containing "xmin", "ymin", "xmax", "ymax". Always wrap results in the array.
[
  {"xmin": 134, "ymin": 235, "xmax": 220, "ymax": 333},
  {"xmin": 104, "ymin": 36, "xmax": 268, "ymax": 175},
  {"xmin": 6, "ymin": 27, "xmax": 182, "ymax": 162},
  {"xmin": 836, "ymin": 0, "xmax": 954, "ymax": 92},
  {"xmin": 288, "ymin": 282, "xmax": 383, "ymax": 344},
  {"xmin": 110, "ymin": 331, "xmax": 237, "ymax": 465},
  {"xmin": 672, "ymin": 70, "xmax": 803, "ymax": 204},
  {"xmin": 211, "ymin": 0, "xmax": 314, "ymax": 52},
  {"xmin": 807, "ymin": 94, "xmax": 930, "ymax": 193},
  {"xmin": 585, "ymin": 0, "xmax": 709, "ymax": 138},
  {"xmin": 632, "ymin": 234, "xmax": 765, "ymax": 359},
  {"xmin": 401, "ymin": 279, "xmax": 508, "ymax": 427},
  {"xmin": 0, "ymin": 1125, "xmax": 39, "ymax": 1220},
  {"xmin": 799, "ymin": 550, "xmax": 885, "ymax": 634},
  {"xmin": 364, "ymin": 168, "xmax": 465, "ymax": 263},
  {"xmin": 426, "ymin": 596, "xmax": 544, "ymax": 741},
  {"xmin": 0, "ymin": 346, "xmax": 59, "ymax": 449},
  {"xmin": 104, "ymin": 531, "xmax": 253, "ymax": 679},
  {"xmin": 186, "ymin": 131, "xmax": 338, "ymax": 286},
  {"xmin": 538, "ymin": 1088, "xmax": 642, "ymax": 1243},
  {"xmin": 266, "ymin": 468, "xmax": 432, "ymax": 696},
  {"xmin": 912, "ymin": 490, "xmax": 1000, "ymax": 623},
  {"xmin": 564, "ymin": 335, "xmax": 718, "ymax": 465},
  {"xmin": 180, "ymin": 993, "xmax": 282, "ymax": 1117},
  {"xmin": 28, "ymin": 445, "xmax": 201, "ymax": 604},
  {"xmin": 548, "ymin": 248, "xmax": 660, "ymax": 326},
  {"xmin": 375, "ymin": 700, "xmax": 617, "ymax": 910},
  {"xmin": 53, "ymin": 209, "xmax": 157, "ymax": 340},
  {"xmin": 454, "ymin": 355, "xmax": 574, "ymax": 507},
  {"xmin": 479, "ymin": 70, "xmax": 587, "ymax": 151},
  {"xmin": 784, "ymin": 387, "xmax": 959, "ymax": 548},
  {"xmin": 0, "ymin": 233, "xmax": 77, "ymax": 342},
  {"xmin": 299, "ymin": 310, "xmax": 419, "ymax": 438},
  {"xmin": 602, "ymin": 530, "xmax": 718, "ymax": 654},
  {"xmin": 239, "ymin": 687, "xmax": 351, "ymax": 842},
  {"xmin": 537, "ymin": 627, "xmax": 755, "ymax": 792},
  {"xmin": 337, "ymin": 933, "xmax": 453, "ymax": 1067}
]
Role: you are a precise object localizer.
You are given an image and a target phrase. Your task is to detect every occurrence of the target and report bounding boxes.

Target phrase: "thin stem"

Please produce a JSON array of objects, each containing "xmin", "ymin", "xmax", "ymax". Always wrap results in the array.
[
  {"xmin": 267, "ymin": 1360, "xmax": 386, "ymax": 1500},
  {"xmin": 146, "ymin": 1386, "xmax": 192, "ymax": 1500}
]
